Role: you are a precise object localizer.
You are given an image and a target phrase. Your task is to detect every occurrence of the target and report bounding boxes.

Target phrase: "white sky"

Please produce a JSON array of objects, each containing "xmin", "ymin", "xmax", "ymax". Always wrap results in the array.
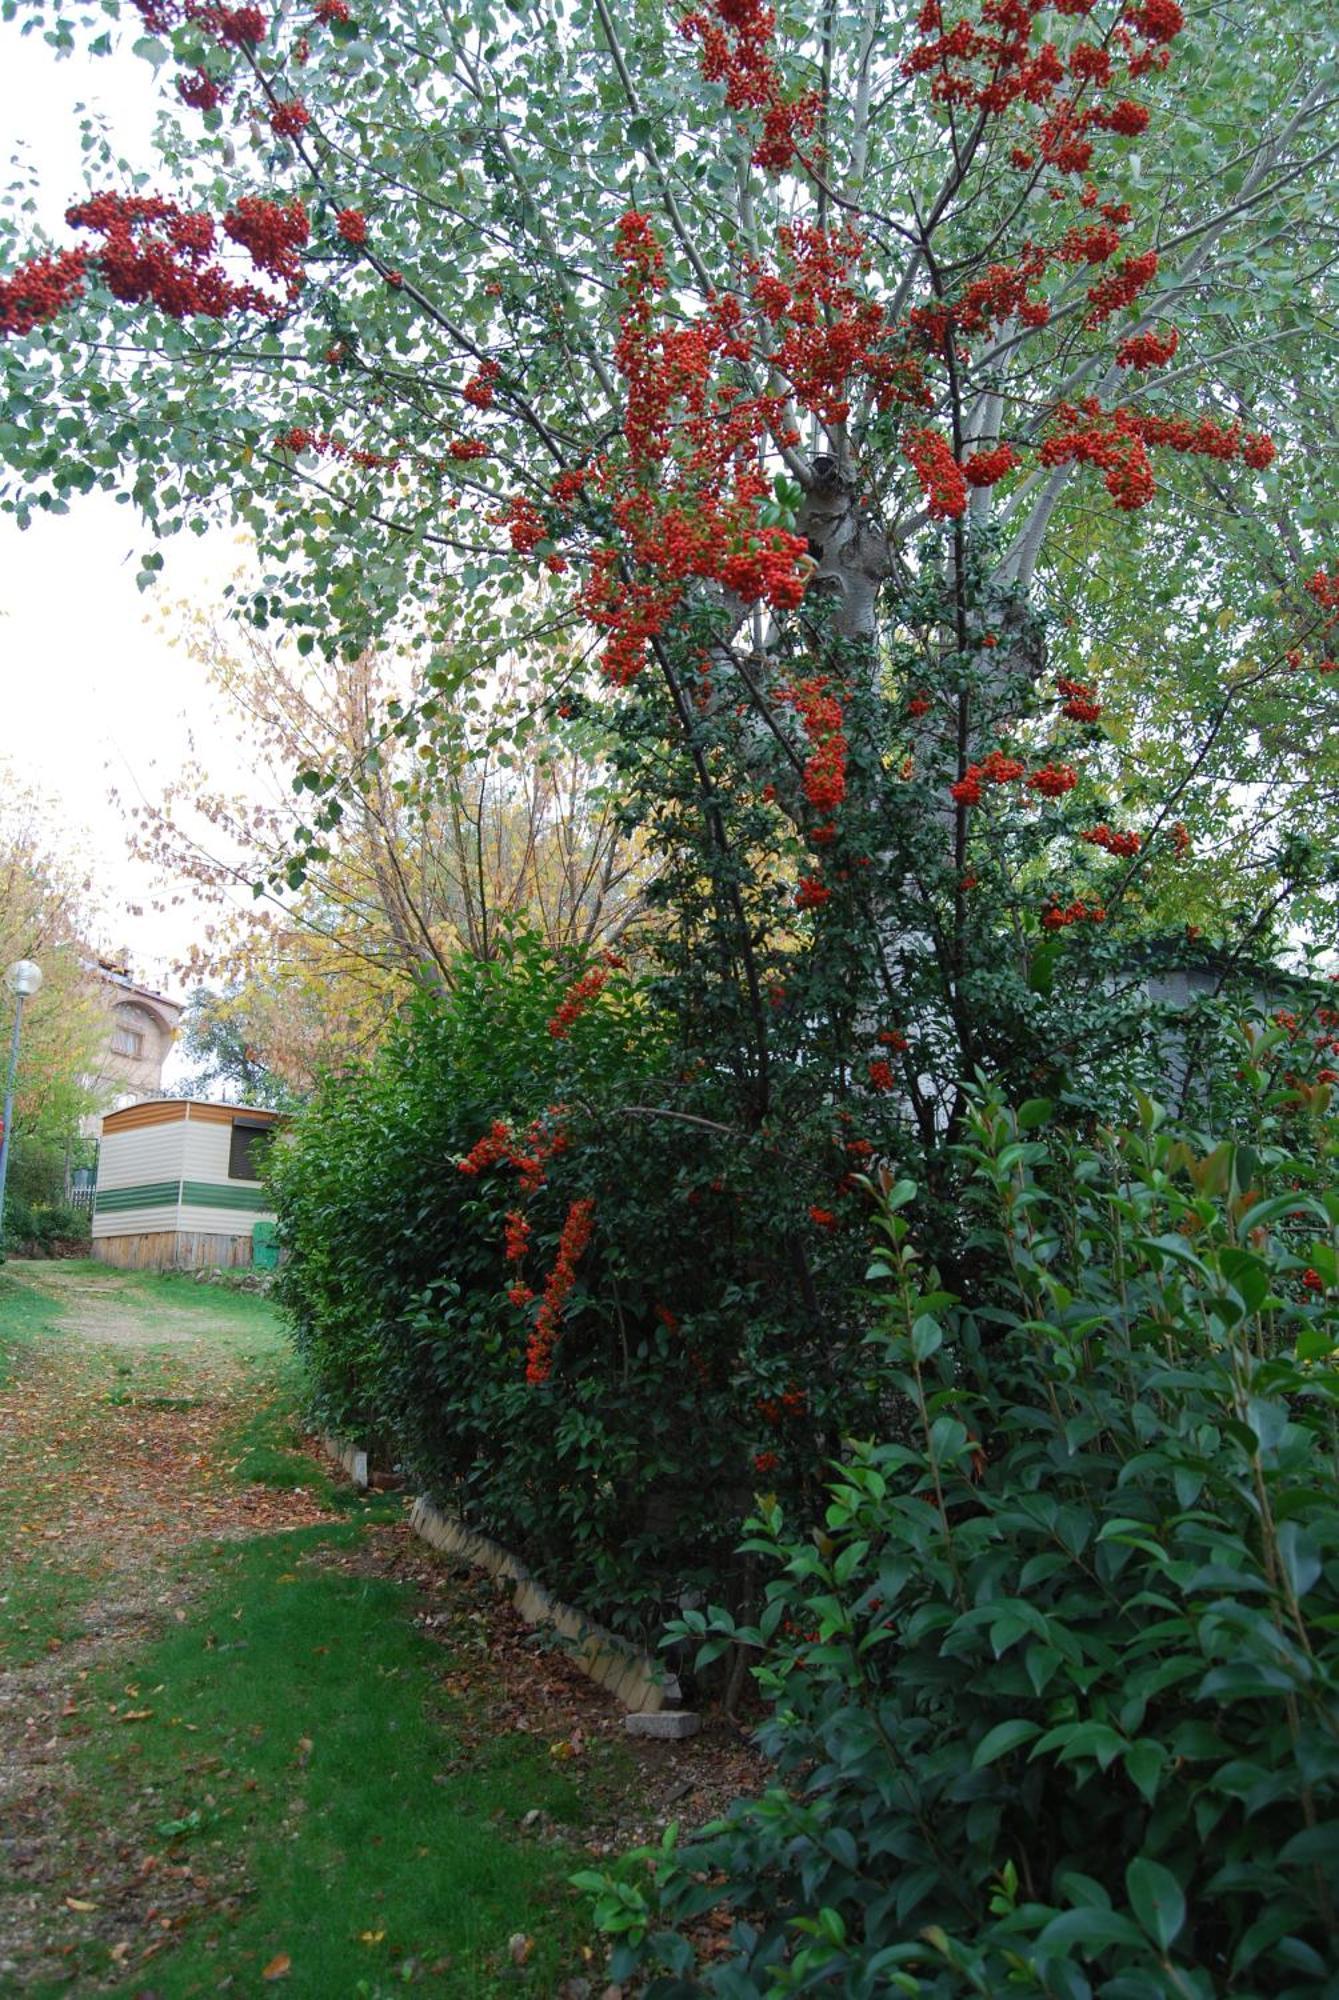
[{"xmin": 1, "ymin": 23, "xmax": 253, "ymax": 1000}]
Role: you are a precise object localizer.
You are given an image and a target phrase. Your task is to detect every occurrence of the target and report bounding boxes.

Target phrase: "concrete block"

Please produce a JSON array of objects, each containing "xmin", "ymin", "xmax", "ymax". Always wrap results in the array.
[
  {"xmin": 625, "ymin": 1710, "xmax": 701, "ymax": 1740},
  {"xmin": 319, "ymin": 1431, "xmax": 369, "ymax": 1490},
  {"xmin": 408, "ymin": 1496, "xmax": 672, "ymax": 1714}
]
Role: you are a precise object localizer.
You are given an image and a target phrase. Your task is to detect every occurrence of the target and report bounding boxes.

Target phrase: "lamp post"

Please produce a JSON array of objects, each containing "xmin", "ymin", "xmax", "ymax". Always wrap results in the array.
[{"xmin": 0, "ymin": 959, "xmax": 43, "ymax": 1253}]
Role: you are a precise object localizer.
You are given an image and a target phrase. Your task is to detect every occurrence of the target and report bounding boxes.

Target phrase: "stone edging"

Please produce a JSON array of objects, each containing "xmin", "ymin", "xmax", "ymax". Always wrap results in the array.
[
  {"xmin": 407, "ymin": 1495, "xmax": 679, "ymax": 1716},
  {"xmin": 317, "ymin": 1430, "xmax": 369, "ymax": 1491}
]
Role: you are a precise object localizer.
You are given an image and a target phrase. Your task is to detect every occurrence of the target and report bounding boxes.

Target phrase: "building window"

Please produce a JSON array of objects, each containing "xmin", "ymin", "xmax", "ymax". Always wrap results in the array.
[
  {"xmin": 229, "ymin": 1120, "xmax": 271, "ymax": 1182},
  {"xmin": 111, "ymin": 1025, "xmax": 144, "ymax": 1056}
]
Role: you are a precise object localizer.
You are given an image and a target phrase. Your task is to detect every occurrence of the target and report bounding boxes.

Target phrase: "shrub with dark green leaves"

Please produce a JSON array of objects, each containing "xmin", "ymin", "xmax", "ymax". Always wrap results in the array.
[
  {"xmin": 269, "ymin": 930, "xmax": 889, "ymax": 1639},
  {"xmin": 2, "ymin": 1195, "xmax": 91, "ymax": 1256},
  {"xmin": 584, "ymin": 1084, "xmax": 1339, "ymax": 1996}
]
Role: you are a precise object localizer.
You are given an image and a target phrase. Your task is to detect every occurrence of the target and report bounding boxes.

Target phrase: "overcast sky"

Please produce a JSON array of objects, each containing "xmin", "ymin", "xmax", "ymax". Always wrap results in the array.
[{"xmin": 1, "ymin": 22, "xmax": 252, "ymax": 998}]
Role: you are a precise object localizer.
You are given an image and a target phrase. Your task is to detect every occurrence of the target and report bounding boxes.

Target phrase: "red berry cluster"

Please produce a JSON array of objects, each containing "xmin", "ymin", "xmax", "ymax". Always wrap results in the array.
[
  {"xmin": 1081, "ymin": 823, "xmax": 1141, "ymax": 856},
  {"xmin": 964, "ymin": 442, "xmax": 1020, "ymax": 488},
  {"xmin": 1027, "ymin": 762, "xmax": 1079, "ymax": 798},
  {"xmin": 0, "ymin": 248, "xmax": 89, "ymax": 337},
  {"xmin": 1304, "ymin": 563, "xmax": 1339, "ymax": 672},
  {"xmin": 275, "ymin": 426, "xmax": 396, "ymax": 470},
  {"xmin": 177, "ymin": 68, "xmax": 227, "ymax": 112},
  {"xmin": 446, "ymin": 437, "xmax": 489, "ymax": 461},
  {"xmin": 527, "ymin": 1197, "xmax": 597, "ymax": 1386},
  {"xmin": 677, "ymin": 0, "xmax": 819, "ymax": 172},
  {"xmin": 779, "ymin": 676, "xmax": 848, "ymax": 816},
  {"xmin": 48, "ymin": 190, "xmax": 306, "ymax": 322},
  {"xmin": 1042, "ymin": 895, "xmax": 1106, "ymax": 930},
  {"xmin": 1056, "ymin": 673, "xmax": 1103, "ymax": 722},
  {"xmin": 950, "ymin": 748, "xmax": 1026, "ymax": 807},
  {"xmin": 132, "ymin": 0, "xmax": 266, "ymax": 40},
  {"xmin": 1039, "ymin": 400, "xmax": 1274, "ymax": 513},
  {"xmin": 1116, "ymin": 326, "xmax": 1178, "ymax": 370},
  {"xmin": 496, "ymin": 493, "xmax": 547, "ymax": 555},
  {"xmin": 905, "ymin": 0, "xmax": 1181, "ymax": 163},
  {"xmin": 756, "ymin": 1385, "xmax": 806, "ymax": 1425},
  {"xmin": 547, "ymin": 966, "xmax": 609, "ymax": 1039},
  {"xmin": 458, "ymin": 1110, "xmax": 569, "ymax": 1197},
  {"xmin": 463, "ymin": 359, "xmax": 501, "ymax": 410},
  {"xmin": 905, "ymin": 425, "xmax": 968, "ymax": 520},
  {"xmin": 269, "ymin": 98, "xmax": 310, "ymax": 139}
]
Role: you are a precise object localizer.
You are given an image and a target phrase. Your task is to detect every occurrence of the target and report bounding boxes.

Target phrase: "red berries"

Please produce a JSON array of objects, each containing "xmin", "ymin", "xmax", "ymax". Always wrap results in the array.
[
  {"xmin": 1027, "ymin": 763, "xmax": 1079, "ymax": 799},
  {"xmin": 1057, "ymin": 676, "xmax": 1103, "ymax": 723},
  {"xmin": 1042, "ymin": 896, "xmax": 1106, "ymax": 930},
  {"xmin": 336, "ymin": 209, "xmax": 367, "ymax": 246},
  {"xmin": 497, "ymin": 494, "xmax": 547, "ymax": 556},
  {"xmin": 527, "ymin": 1198, "xmax": 596, "ymax": 1385},
  {"xmin": 0, "ymin": 248, "xmax": 89, "ymax": 337},
  {"xmin": 547, "ymin": 967, "xmax": 609, "ymax": 1039},
  {"xmin": 1127, "ymin": 0, "xmax": 1185, "ymax": 45},
  {"xmin": 963, "ymin": 443, "xmax": 1020, "ymax": 487},
  {"xmin": 269, "ymin": 99, "xmax": 310, "ymax": 139},
  {"xmin": 950, "ymin": 749, "xmax": 1025, "ymax": 807},
  {"xmin": 1116, "ymin": 328, "xmax": 1179, "ymax": 370},
  {"xmin": 904, "ymin": 426, "xmax": 968, "ymax": 520},
  {"xmin": 463, "ymin": 359, "xmax": 501, "ymax": 409},
  {"xmin": 1081, "ymin": 823, "xmax": 1141, "ymax": 856},
  {"xmin": 177, "ymin": 68, "xmax": 225, "ymax": 112}
]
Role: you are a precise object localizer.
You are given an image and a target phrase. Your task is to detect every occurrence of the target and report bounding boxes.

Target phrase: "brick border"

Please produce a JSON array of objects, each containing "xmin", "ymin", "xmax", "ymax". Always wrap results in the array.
[{"xmin": 407, "ymin": 1495, "xmax": 680, "ymax": 1715}]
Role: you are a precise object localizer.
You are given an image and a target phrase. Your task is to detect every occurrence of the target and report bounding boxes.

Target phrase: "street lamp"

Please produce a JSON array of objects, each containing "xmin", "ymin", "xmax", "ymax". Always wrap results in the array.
[{"xmin": 0, "ymin": 959, "xmax": 43, "ymax": 1254}]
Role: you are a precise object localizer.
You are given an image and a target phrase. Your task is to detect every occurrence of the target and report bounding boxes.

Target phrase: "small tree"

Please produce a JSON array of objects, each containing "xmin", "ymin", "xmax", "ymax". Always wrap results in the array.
[{"xmin": 0, "ymin": 773, "xmax": 108, "ymax": 1234}]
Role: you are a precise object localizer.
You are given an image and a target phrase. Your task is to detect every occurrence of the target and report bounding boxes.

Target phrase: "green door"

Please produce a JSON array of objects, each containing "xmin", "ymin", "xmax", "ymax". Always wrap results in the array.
[{"xmin": 252, "ymin": 1219, "xmax": 280, "ymax": 1270}]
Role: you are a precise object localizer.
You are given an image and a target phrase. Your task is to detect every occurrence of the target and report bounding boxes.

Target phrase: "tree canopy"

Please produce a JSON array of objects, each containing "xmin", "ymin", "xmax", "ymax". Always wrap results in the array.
[{"xmin": 2, "ymin": 0, "xmax": 1336, "ymax": 1137}]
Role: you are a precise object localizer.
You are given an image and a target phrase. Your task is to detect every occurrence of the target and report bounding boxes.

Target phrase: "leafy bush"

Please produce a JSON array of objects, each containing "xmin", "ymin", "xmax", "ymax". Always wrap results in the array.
[
  {"xmin": 2, "ymin": 1195, "xmax": 91, "ymax": 1256},
  {"xmin": 270, "ymin": 931, "xmax": 892, "ymax": 1639},
  {"xmin": 587, "ymin": 1077, "xmax": 1339, "ymax": 1996}
]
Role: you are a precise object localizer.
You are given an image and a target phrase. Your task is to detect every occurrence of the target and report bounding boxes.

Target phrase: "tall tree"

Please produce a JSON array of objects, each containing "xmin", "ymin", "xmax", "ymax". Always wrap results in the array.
[
  {"xmin": 0, "ymin": 770, "xmax": 107, "ymax": 1164},
  {"xmin": 1, "ymin": 0, "xmax": 1335, "ymax": 1138},
  {"xmin": 116, "ymin": 618, "xmax": 649, "ymax": 1075}
]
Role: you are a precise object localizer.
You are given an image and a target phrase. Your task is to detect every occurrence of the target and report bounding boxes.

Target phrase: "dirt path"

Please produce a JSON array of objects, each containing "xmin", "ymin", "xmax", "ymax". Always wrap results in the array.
[
  {"xmin": 0, "ymin": 1263, "xmax": 763, "ymax": 1995},
  {"xmin": 0, "ymin": 1261, "xmax": 333, "ymax": 1990}
]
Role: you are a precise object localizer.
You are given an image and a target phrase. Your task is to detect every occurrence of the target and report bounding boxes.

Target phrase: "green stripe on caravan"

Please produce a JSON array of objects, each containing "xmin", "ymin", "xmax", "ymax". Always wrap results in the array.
[
  {"xmin": 94, "ymin": 1180, "xmax": 181, "ymax": 1213},
  {"xmin": 180, "ymin": 1181, "xmax": 271, "ymax": 1212}
]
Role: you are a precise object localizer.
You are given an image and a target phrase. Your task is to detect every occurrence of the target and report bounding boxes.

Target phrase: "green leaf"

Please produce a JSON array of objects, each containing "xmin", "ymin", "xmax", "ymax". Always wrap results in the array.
[
  {"xmin": 1122, "ymin": 1739, "xmax": 1165, "ymax": 1805},
  {"xmin": 972, "ymin": 1719, "xmax": 1043, "ymax": 1768},
  {"xmin": 1126, "ymin": 1857, "xmax": 1185, "ymax": 1950},
  {"xmin": 1036, "ymin": 1907, "xmax": 1147, "ymax": 1955}
]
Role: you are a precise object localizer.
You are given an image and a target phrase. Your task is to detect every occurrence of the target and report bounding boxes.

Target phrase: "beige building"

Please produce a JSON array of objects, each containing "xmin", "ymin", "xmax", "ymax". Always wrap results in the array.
[
  {"xmin": 92, "ymin": 1098, "xmax": 284, "ymax": 1269},
  {"xmin": 87, "ymin": 959, "xmax": 183, "ymax": 1111}
]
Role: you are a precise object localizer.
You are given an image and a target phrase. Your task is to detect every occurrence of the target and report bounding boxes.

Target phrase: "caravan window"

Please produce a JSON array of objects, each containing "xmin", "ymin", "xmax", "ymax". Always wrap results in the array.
[{"xmin": 228, "ymin": 1119, "xmax": 271, "ymax": 1181}]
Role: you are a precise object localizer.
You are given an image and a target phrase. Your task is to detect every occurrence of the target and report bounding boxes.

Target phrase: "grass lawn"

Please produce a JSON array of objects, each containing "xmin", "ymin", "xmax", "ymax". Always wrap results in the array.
[
  {"xmin": 0, "ymin": 1260, "xmax": 639, "ymax": 1997},
  {"xmin": 39, "ymin": 1525, "xmax": 610, "ymax": 1997}
]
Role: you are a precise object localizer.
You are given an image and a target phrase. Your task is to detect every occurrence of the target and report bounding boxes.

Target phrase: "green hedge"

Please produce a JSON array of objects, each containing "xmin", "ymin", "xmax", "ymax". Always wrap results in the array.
[
  {"xmin": 269, "ymin": 935, "xmax": 889, "ymax": 1640},
  {"xmin": 587, "ymin": 1083, "xmax": 1339, "ymax": 1995}
]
